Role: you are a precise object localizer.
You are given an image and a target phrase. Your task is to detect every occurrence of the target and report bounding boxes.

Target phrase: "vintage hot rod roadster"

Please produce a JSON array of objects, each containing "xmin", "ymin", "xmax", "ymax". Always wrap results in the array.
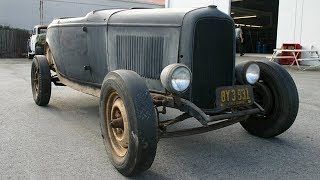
[{"xmin": 31, "ymin": 6, "xmax": 299, "ymax": 176}]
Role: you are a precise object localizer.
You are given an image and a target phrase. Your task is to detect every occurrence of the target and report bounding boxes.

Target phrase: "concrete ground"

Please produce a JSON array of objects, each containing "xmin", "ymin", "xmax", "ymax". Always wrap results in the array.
[{"xmin": 0, "ymin": 56, "xmax": 319, "ymax": 179}]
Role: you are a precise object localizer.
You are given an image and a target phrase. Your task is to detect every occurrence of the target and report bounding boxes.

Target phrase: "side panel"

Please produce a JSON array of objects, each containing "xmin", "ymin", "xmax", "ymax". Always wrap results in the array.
[
  {"xmin": 86, "ymin": 25, "xmax": 108, "ymax": 84},
  {"xmin": 46, "ymin": 26, "xmax": 67, "ymax": 75},
  {"xmin": 107, "ymin": 26, "xmax": 181, "ymax": 91},
  {"xmin": 59, "ymin": 25, "xmax": 92, "ymax": 82}
]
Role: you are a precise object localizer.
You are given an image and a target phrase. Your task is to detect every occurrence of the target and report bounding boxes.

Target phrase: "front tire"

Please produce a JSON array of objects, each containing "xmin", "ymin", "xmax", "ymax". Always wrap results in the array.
[
  {"xmin": 31, "ymin": 55, "xmax": 51, "ymax": 106},
  {"xmin": 99, "ymin": 70, "xmax": 157, "ymax": 176},
  {"xmin": 240, "ymin": 61, "xmax": 299, "ymax": 138}
]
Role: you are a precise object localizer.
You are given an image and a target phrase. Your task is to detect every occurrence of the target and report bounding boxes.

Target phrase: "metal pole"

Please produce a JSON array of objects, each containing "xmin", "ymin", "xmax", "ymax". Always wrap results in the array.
[{"xmin": 40, "ymin": 0, "xmax": 43, "ymax": 25}]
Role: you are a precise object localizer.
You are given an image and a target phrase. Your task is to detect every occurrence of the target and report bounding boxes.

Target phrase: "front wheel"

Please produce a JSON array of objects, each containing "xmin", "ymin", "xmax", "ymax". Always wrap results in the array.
[
  {"xmin": 99, "ymin": 70, "xmax": 157, "ymax": 176},
  {"xmin": 240, "ymin": 61, "xmax": 299, "ymax": 138}
]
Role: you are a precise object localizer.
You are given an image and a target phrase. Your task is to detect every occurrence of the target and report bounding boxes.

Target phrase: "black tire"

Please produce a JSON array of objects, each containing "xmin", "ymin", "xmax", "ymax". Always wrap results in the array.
[
  {"xmin": 31, "ymin": 55, "xmax": 51, "ymax": 106},
  {"xmin": 240, "ymin": 61, "xmax": 299, "ymax": 138},
  {"xmin": 99, "ymin": 70, "xmax": 157, "ymax": 176}
]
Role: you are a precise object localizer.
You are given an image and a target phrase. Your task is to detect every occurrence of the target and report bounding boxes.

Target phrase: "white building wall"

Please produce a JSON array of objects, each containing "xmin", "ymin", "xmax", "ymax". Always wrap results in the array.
[
  {"xmin": 277, "ymin": 0, "xmax": 320, "ymax": 59},
  {"xmin": 165, "ymin": 0, "xmax": 231, "ymax": 15}
]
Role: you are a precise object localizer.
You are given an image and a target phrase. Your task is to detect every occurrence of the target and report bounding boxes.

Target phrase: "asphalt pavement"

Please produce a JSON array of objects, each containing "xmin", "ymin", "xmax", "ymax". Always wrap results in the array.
[{"xmin": 0, "ymin": 57, "xmax": 320, "ymax": 179}]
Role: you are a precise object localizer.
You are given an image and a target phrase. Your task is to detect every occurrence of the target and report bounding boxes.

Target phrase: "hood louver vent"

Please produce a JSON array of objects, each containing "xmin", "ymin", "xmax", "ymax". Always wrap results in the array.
[{"xmin": 116, "ymin": 35, "xmax": 164, "ymax": 79}]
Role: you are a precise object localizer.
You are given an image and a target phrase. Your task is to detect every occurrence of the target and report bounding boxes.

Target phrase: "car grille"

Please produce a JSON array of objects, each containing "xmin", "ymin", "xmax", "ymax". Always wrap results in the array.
[{"xmin": 191, "ymin": 18, "xmax": 235, "ymax": 109}]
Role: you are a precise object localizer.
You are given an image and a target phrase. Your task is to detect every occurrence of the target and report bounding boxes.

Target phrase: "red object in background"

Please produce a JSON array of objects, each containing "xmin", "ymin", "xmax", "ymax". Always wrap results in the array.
[{"xmin": 279, "ymin": 43, "xmax": 302, "ymax": 65}]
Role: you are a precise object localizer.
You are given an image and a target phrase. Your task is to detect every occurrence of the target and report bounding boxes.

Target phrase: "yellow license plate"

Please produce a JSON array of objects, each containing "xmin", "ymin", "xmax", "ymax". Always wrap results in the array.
[{"xmin": 216, "ymin": 85, "xmax": 254, "ymax": 108}]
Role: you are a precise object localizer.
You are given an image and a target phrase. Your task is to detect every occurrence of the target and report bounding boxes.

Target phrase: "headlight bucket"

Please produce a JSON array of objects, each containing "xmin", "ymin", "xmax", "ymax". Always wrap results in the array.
[
  {"xmin": 235, "ymin": 61, "xmax": 260, "ymax": 85},
  {"xmin": 160, "ymin": 63, "xmax": 192, "ymax": 94}
]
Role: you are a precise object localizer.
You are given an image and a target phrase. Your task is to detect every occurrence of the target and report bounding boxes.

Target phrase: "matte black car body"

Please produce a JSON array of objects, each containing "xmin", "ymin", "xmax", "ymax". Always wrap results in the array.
[
  {"xmin": 46, "ymin": 6, "xmax": 234, "ymax": 109},
  {"xmin": 32, "ymin": 6, "xmax": 299, "ymax": 176}
]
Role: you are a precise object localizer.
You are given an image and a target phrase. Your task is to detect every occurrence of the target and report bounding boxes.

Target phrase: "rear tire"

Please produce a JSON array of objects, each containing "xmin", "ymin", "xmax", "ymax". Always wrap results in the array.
[
  {"xmin": 240, "ymin": 61, "xmax": 299, "ymax": 138},
  {"xmin": 31, "ymin": 55, "xmax": 51, "ymax": 106},
  {"xmin": 99, "ymin": 70, "xmax": 157, "ymax": 176}
]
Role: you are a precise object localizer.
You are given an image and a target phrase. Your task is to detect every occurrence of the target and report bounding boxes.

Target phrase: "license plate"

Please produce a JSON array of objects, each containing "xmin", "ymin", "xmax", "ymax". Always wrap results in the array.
[{"xmin": 216, "ymin": 85, "xmax": 254, "ymax": 108}]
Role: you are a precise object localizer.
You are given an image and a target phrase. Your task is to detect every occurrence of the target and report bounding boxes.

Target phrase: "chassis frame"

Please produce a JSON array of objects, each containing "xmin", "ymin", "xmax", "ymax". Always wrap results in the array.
[
  {"xmin": 50, "ymin": 74, "xmax": 264, "ymax": 138},
  {"xmin": 152, "ymin": 91, "xmax": 264, "ymax": 138}
]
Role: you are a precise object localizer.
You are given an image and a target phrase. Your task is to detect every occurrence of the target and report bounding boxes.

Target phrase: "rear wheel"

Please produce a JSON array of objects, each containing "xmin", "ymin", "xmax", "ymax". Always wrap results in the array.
[
  {"xmin": 99, "ymin": 70, "xmax": 157, "ymax": 176},
  {"xmin": 31, "ymin": 55, "xmax": 51, "ymax": 106},
  {"xmin": 240, "ymin": 61, "xmax": 299, "ymax": 138}
]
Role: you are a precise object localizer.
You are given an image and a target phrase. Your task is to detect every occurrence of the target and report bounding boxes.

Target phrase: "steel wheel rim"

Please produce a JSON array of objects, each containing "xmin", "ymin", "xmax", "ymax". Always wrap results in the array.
[
  {"xmin": 254, "ymin": 82, "xmax": 273, "ymax": 113},
  {"xmin": 33, "ymin": 65, "xmax": 39, "ymax": 95},
  {"xmin": 105, "ymin": 90, "xmax": 129, "ymax": 158}
]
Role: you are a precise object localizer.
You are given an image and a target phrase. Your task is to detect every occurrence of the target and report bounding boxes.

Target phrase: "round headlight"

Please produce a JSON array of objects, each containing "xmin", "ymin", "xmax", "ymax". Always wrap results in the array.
[
  {"xmin": 245, "ymin": 63, "xmax": 260, "ymax": 84},
  {"xmin": 160, "ymin": 64, "xmax": 191, "ymax": 94}
]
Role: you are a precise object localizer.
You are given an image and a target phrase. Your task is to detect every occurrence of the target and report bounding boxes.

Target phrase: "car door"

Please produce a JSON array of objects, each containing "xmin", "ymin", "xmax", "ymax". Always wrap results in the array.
[
  {"xmin": 59, "ymin": 25, "xmax": 92, "ymax": 83},
  {"xmin": 86, "ymin": 26, "xmax": 109, "ymax": 85},
  {"xmin": 30, "ymin": 28, "xmax": 37, "ymax": 52}
]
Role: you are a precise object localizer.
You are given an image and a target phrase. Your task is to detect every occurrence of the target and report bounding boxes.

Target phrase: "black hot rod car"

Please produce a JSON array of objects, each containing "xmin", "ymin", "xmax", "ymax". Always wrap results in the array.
[{"xmin": 31, "ymin": 6, "xmax": 299, "ymax": 176}]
